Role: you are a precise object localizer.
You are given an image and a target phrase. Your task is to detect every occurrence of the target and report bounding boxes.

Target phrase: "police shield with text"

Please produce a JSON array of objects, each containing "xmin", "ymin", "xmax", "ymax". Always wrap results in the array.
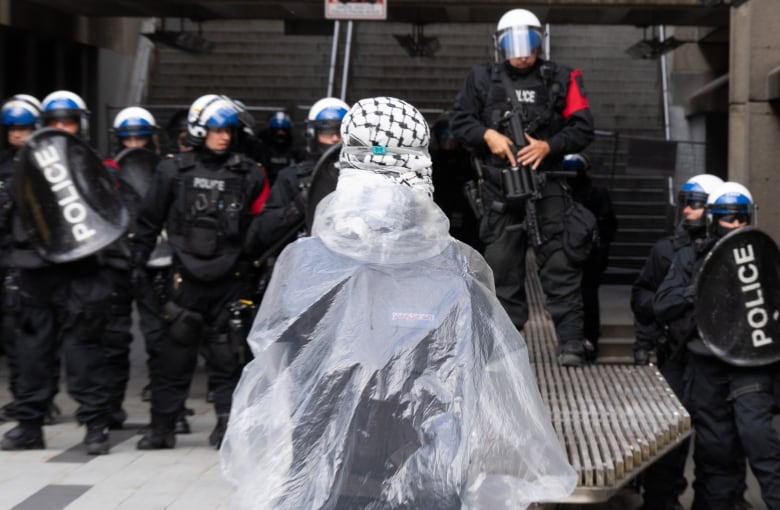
[
  {"xmin": 696, "ymin": 229, "xmax": 780, "ymax": 366},
  {"xmin": 1, "ymin": 90, "xmax": 126, "ymax": 455},
  {"xmin": 133, "ymin": 94, "xmax": 269, "ymax": 450},
  {"xmin": 653, "ymin": 181, "xmax": 780, "ymax": 508},
  {"xmin": 16, "ymin": 128, "xmax": 128, "ymax": 262}
]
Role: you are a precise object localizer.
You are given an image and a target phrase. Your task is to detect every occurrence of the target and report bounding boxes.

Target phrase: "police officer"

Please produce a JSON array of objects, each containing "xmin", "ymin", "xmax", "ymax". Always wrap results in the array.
[
  {"xmin": 164, "ymin": 108, "xmax": 190, "ymax": 154},
  {"xmin": 654, "ymin": 182, "xmax": 780, "ymax": 509},
  {"xmin": 431, "ymin": 118, "xmax": 482, "ymax": 250},
  {"xmin": 99, "ymin": 106, "xmax": 162, "ymax": 430},
  {"xmin": 134, "ymin": 94, "xmax": 269, "ymax": 450},
  {"xmin": 631, "ymin": 173, "xmax": 723, "ymax": 509},
  {"xmin": 565, "ymin": 153, "xmax": 617, "ymax": 361},
  {"xmin": 261, "ymin": 111, "xmax": 303, "ymax": 185},
  {"xmin": 450, "ymin": 8, "xmax": 595, "ymax": 366},
  {"xmin": 247, "ymin": 97, "xmax": 349, "ymax": 256},
  {"xmin": 0, "ymin": 95, "xmax": 42, "ymax": 422},
  {"xmin": 1, "ymin": 90, "xmax": 118, "ymax": 454}
]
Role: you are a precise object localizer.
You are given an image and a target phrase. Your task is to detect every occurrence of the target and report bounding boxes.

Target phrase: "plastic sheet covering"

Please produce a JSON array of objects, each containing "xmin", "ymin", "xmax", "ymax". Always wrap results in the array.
[{"xmin": 221, "ymin": 170, "xmax": 576, "ymax": 509}]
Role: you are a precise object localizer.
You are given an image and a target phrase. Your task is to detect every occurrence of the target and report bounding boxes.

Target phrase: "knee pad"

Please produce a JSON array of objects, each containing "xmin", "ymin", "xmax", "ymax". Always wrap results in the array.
[{"xmin": 163, "ymin": 301, "xmax": 204, "ymax": 346}]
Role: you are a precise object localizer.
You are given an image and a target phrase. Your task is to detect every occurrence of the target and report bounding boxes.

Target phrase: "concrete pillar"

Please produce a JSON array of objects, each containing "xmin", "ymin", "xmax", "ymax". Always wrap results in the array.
[{"xmin": 729, "ymin": 0, "xmax": 780, "ymax": 242}]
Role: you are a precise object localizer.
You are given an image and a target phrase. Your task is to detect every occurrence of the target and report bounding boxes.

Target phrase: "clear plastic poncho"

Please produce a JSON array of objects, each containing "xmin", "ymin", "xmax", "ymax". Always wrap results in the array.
[{"xmin": 220, "ymin": 170, "xmax": 576, "ymax": 509}]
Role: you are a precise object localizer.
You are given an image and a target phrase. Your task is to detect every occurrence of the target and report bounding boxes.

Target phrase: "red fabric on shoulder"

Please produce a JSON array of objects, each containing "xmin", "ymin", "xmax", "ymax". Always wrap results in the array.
[
  {"xmin": 562, "ymin": 69, "xmax": 589, "ymax": 118},
  {"xmin": 250, "ymin": 165, "xmax": 271, "ymax": 215}
]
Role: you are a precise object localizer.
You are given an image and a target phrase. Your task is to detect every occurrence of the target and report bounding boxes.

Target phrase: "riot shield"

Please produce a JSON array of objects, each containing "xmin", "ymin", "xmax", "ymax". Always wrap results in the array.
[
  {"xmin": 15, "ymin": 128, "xmax": 129, "ymax": 263},
  {"xmin": 305, "ymin": 142, "xmax": 341, "ymax": 232},
  {"xmin": 114, "ymin": 146, "xmax": 160, "ymax": 202},
  {"xmin": 696, "ymin": 227, "xmax": 780, "ymax": 366}
]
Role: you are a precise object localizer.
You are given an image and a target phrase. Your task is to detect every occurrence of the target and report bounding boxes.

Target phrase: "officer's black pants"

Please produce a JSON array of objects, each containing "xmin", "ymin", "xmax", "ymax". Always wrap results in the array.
[
  {"xmin": 150, "ymin": 273, "xmax": 248, "ymax": 425},
  {"xmin": 480, "ymin": 184, "xmax": 584, "ymax": 352},
  {"xmin": 102, "ymin": 267, "xmax": 133, "ymax": 416},
  {"xmin": 135, "ymin": 268, "xmax": 168, "ymax": 380},
  {"xmin": 13, "ymin": 261, "xmax": 112, "ymax": 427},
  {"xmin": 641, "ymin": 351, "xmax": 691, "ymax": 507},
  {"xmin": 687, "ymin": 352, "xmax": 780, "ymax": 510}
]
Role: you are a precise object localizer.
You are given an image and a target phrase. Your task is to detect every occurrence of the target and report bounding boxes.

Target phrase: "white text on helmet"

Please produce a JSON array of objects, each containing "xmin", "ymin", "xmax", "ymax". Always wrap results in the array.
[
  {"xmin": 33, "ymin": 144, "xmax": 97, "ymax": 242},
  {"xmin": 733, "ymin": 244, "xmax": 773, "ymax": 348}
]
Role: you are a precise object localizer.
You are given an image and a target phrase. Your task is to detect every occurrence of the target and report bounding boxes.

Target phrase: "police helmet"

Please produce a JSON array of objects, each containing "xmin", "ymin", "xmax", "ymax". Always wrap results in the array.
[
  {"xmin": 494, "ymin": 9, "xmax": 544, "ymax": 61},
  {"xmin": 2, "ymin": 94, "xmax": 42, "ymax": 128},
  {"xmin": 677, "ymin": 174, "xmax": 723, "ymax": 231},
  {"xmin": 306, "ymin": 97, "xmax": 349, "ymax": 155},
  {"xmin": 112, "ymin": 106, "xmax": 158, "ymax": 138},
  {"xmin": 562, "ymin": 153, "xmax": 590, "ymax": 175},
  {"xmin": 41, "ymin": 90, "xmax": 90, "ymax": 137},
  {"xmin": 269, "ymin": 111, "xmax": 292, "ymax": 131},
  {"xmin": 186, "ymin": 94, "xmax": 240, "ymax": 147},
  {"xmin": 706, "ymin": 181, "xmax": 754, "ymax": 229}
]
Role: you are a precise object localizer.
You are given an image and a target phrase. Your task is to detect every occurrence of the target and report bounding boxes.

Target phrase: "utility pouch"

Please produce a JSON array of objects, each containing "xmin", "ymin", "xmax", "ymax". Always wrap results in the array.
[
  {"xmin": 163, "ymin": 300, "xmax": 205, "ymax": 346},
  {"xmin": 562, "ymin": 201, "xmax": 598, "ymax": 265},
  {"xmin": 186, "ymin": 216, "xmax": 220, "ymax": 257}
]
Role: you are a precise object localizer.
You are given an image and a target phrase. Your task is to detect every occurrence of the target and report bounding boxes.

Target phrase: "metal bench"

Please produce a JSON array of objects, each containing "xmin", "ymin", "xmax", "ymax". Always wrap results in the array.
[{"xmin": 524, "ymin": 253, "xmax": 691, "ymax": 503}]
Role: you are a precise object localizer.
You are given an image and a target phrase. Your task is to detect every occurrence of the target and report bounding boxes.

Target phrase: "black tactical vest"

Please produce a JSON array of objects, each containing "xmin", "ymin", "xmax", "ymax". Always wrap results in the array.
[{"xmin": 168, "ymin": 151, "xmax": 255, "ymax": 281}]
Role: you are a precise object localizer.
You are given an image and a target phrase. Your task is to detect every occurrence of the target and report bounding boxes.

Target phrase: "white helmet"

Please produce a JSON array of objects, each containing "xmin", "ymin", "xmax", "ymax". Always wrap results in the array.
[
  {"xmin": 112, "ymin": 106, "xmax": 158, "ymax": 138},
  {"xmin": 706, "ymin": 181, "xmax": 754, "ymax": 228},
  {"xmin": 41, "ymin": 90, "xmax": 90, "ymax": 137},
  {"xmin": 305, "ymin": 97, "xmax": 349, "ymax": 155},
  {"xmin": 676, "ymin": 173, "xmax": 723, "ymax": 231},
  {"xmin": 185, "ymin": 94, "xmax": 239, "ymax": 146},
  {"xmin": 1, "ymin": 94, "xmax": 42, "ymax": 128},
  {"xmin": 494, "ymin": 8, "xmax": 543, "ymax": 61}
]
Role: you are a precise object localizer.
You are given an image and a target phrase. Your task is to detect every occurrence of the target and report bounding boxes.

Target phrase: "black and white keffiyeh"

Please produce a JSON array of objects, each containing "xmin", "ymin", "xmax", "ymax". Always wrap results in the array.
[{"xmin": 339, "ymin": 96, "xmax": 434, "ymax": 196}]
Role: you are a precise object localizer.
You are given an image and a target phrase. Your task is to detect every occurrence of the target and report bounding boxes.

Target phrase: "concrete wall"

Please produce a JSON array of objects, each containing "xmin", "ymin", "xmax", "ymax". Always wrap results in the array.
[{"xmin": 729, "ymin": 0, "xmax": 780, "ymax": 243}]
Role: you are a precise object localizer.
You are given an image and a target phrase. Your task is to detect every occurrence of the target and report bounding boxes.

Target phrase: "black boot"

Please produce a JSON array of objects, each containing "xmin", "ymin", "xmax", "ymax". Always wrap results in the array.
[
  {"xmin": 137, "ymin": 414, "xmax": 176, "ymax": 450},
  {"xmin": 174, "ymin": 408, "xmax": 193, "ymax": 435},
  {"xmin": 84, "ymin": 424, "xmax": 110, "ymax": 455},
  {"xmin": 209, "ymin": 414, "xmax": 229, "ymax": 449},
  {"xmin": 42, "ymin": 402, "xmax": 61, "ymax": 426},
  {"xmin": 108, "ymin": 408, "xmax": 127, "ymax": 430},
  {"xmin": 1, "ymin": 423, "xmax": 45, "ymax": 450}
]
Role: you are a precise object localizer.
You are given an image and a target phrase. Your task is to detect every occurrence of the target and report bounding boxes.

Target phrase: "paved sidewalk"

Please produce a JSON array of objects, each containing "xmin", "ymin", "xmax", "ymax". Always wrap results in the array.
[
  {"xmin": 0, "ymin": 317, "xmax": 234, "ymax": 510},
  {"xmin": 0, "ymin": 287, "xmax": 770, "ymax": 509}
]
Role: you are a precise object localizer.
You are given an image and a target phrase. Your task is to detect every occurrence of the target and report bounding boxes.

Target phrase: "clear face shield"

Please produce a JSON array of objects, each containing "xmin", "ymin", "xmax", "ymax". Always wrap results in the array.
[
  {"xmin": 676, "ymin": 189, "xmax": 708, "ymax": 230},
  {"xmin": 494, "ymin": 26, "xmax": 543, "ymax": 61}
]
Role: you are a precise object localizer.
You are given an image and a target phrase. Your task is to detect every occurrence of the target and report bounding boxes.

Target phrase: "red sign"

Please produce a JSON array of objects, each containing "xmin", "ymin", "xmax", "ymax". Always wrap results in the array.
[{"xmin": 325, "ymin": 0, "xmax": 387, "ymax": 20}]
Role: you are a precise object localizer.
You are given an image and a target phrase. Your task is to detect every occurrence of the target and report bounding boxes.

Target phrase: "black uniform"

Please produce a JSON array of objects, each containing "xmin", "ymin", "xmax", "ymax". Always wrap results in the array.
[
  {"xmin": 248, "ymin": 159, "xmax": 314, "ymax": 252},
  {"xmin": 653, "ymin": 237, "xmax": 780, "ymax": 510},
  {"xmin": 2, "ymin": 202, "xmax": 114, "ymax": 444},
  {"xmin": 0, "ymin": 148, "xmax": 19, "ymax": 408},
  {"xmin": 630, "ymin": 225, "xmax": 692, "ymax": 508},
  {"xmin": 570, "ymin": 173, "xmax": 617, "ymax": 356},
  {"xmin": 450, "ymin": 59, "xmax": 594, "ymax": 354},
  {"xmin": 133, "ymin": 148, "xmax": 267, "ymax": 436},
  {"xmin": 98, "ymin": 156, "xmax": 164, "ymax": 428},
  {"xmin": 431, "ymin": 141, "xmax": 482, "ymax": 250}
]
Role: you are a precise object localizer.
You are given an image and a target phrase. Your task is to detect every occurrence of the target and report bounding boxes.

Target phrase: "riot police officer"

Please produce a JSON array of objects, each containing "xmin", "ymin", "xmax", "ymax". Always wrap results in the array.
[
  {"xmin": 450, "ymin": 8, "xmax": 595, "ymax": 366},
  {"xmin": 1, "ymin": 90, "xmax": 122, "ymax": 454},
  {"xmin": 631, "ymin": 173, "xmax": 723, "ymax": 509},
  {"xmin": 99, "ymin": 106, "xmax": 162, "ymax": 430},
  {"xmin": 261, "ymin": 111, "xmax": 303, "ymax": 184},
  {"xmin": 0, "ymin": 94, "xmax": 42, "ymax": 422},
  {"xmin": 246, "ymin": 97, "xmax": 349, "ymax": 256},
  {"xmin": 565, "ymin": 153, "xmax": 617, "ymax": 361},
  {"xmin": 133, "ymin": 94, "xmax": 268, "ymax": 450},
  {"xmin": 654, "ymin": 182, "xmax": 780, "ymax": 509}
]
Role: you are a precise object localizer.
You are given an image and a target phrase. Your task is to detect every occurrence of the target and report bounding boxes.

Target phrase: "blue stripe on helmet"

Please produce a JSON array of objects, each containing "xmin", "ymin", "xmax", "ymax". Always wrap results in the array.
[
  {"xmin": 2, "ymin": 105, "xmax": 38, "ymax": 126},
  {"xmin": 315, "ymin": 106, "xmax": 348, "ymax": 121}
]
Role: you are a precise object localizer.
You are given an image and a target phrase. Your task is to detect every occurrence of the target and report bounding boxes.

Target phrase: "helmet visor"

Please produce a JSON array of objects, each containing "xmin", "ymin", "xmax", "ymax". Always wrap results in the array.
[{"xmin": 495, "ymin": 26, "xmax": 543, "ymax": 60}]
